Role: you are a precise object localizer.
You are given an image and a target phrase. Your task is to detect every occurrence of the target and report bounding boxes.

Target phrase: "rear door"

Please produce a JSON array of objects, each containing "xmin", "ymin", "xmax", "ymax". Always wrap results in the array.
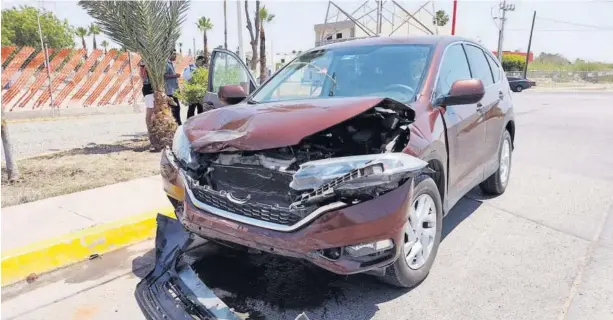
[
  {"xmin": 435, "ymin": 43, "xmax": 486, "ymax": 205},
  {"xmin": 205, "ymin": 49, "xmax": 257, "ymax": 108}
]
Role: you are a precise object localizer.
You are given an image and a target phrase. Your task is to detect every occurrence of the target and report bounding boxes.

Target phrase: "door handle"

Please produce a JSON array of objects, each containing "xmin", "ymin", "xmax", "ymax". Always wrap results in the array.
[
  {"xmin": 499, "ymin": 91, "xmax": 505, "ymax": 100},
  {"xmin": 476, "ymin": 103, "xmax": 484, "ymax": 113}
]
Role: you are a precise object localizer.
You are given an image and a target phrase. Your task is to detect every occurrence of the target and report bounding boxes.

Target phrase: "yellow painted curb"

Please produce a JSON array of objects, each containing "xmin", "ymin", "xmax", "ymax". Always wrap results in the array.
[{"xmin": 1, "ymin": 206, "xmax": 176, "ymax": 287}]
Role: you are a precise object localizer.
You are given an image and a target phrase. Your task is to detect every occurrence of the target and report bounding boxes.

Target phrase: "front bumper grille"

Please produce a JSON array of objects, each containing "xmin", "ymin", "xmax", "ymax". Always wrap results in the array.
[{"xmin": 191, "ymin": 186, "xmax": 304, "ymax": 226}]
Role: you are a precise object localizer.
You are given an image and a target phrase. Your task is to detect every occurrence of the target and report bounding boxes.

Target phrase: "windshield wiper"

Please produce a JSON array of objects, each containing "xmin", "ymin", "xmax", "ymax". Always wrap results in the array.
[
  {"xmin": 328, "ymin": 72, "xmax": 337, "ymax": 96},
  {"xmin": 246, "ymin": 98, "xmax": 258, "ymax": 104}
]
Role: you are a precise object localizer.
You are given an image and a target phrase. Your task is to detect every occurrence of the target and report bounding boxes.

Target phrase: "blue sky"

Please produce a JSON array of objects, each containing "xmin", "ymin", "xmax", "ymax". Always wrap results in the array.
[{"xmin": 3, "ymin": 0, "xmax": 613, "ymax": 62}]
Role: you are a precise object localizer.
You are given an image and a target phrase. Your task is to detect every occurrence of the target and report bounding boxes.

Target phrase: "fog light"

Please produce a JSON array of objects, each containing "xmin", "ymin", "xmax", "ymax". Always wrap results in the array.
[{"xmin": 346, "ymin": 239, "xmax": 394, "ymax": 257}]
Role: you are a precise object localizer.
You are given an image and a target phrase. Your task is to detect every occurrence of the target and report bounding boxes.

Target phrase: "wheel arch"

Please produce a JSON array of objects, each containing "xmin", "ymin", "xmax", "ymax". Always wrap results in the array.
[{"xmin": 505, "ymin": 120, "xmax": 515, "ymax": 149}]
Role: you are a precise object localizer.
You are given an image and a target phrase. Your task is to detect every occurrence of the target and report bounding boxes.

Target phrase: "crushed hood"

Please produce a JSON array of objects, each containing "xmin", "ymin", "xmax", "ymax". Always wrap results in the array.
[{"xmin": 183, "ymin": 96, "xmax": 412, "ymax": 153}]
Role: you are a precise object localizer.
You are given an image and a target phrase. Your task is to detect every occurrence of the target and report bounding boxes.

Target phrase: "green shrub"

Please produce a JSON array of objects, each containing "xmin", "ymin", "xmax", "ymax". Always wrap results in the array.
[
  {"xmin": 176, "ymin": 67, "xmax": 209, "ymax": 105},
  {"xmin": 501, "ymin": 55, "xmax": 526, "ymax": 71}
]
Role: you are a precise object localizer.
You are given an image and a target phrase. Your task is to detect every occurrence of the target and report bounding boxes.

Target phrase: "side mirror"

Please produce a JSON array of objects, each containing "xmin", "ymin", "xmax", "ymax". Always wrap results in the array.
[
  {"xmin": 435, "ymin": 79, "xmax": 485, "ymax": 106},
  {"xmin": 218, "ymin": 84, "xmax": 247, "ymax": 105}
]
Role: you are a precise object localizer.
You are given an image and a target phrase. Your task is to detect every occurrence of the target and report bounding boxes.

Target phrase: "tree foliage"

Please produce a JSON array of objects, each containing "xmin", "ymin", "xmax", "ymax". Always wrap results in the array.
[
  {"xmin": 1, "ymin": 6, "xmax": 74, "ymax": 48},
  {"xmin": 176, "ymin": 67, "xmax": 209, "ymax": 105},
  {"xmin": 434, "ymin": 10, "xmax": 449, "ymax": 27},
  {"xmin": 501, "ymin": 54, "xmax": 525, "ymax": 71}
]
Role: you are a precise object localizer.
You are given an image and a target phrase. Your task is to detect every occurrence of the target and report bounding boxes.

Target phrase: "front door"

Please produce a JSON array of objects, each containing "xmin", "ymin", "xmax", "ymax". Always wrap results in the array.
[
  {"xmin": 435, "ymin": 43, "xmax": 487, "ymax": 206},
  {"xmin": 205, "ymin": 49, "xmax": 257, "ymax": 108}
]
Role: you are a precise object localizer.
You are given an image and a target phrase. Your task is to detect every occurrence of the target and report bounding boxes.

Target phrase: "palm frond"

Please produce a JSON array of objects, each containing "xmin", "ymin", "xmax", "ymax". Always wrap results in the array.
[{"xmin": 79, "ymin": 0, "xmax": 190, "ymax": 92}]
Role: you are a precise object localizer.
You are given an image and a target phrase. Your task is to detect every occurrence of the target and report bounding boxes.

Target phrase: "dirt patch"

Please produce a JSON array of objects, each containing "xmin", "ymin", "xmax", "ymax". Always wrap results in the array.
[
  {"xmin": 192, "ymin": 248, "xmax": 347, "ymax": 317},
  {"xmin": 1, "ymin": 137, "xmax": 160, "ymax": 207}
]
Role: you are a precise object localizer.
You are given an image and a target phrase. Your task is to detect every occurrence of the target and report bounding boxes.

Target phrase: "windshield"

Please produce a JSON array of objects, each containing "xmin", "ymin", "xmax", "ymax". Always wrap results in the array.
[{"xmin": 251, "ymin": 44, "xmax": 432, "ymax": 103}]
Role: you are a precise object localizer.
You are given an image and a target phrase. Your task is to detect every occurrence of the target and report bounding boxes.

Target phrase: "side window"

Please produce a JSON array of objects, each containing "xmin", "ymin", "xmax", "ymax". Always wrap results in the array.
[
  {"xmin": 485, "ymin": 52, "xmax": 501, "ymax": 83},
  {"xmin": 436, "ymin": 44, "xmax": 471, "ymax": 97},
  {"xmin": 211, "ymin": 51, "xmax": 252, "ymax": 94},
  {"xmin": 464, "ymin": 44, "xmax": 494, "ymax": 87}
]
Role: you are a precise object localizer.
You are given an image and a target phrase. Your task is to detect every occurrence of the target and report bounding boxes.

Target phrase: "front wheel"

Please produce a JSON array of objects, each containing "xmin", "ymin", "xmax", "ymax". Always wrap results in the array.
[
  {"xmin": 381, "ymin": 175, "xmax": 443, "ymax": 288},
  {"xmin": 515, "ymin": 85, "xmax": 523, "ymax": 92},
  {"xmin": 480, "ymin": 130, "xmax": 512, "ymax": 195}
]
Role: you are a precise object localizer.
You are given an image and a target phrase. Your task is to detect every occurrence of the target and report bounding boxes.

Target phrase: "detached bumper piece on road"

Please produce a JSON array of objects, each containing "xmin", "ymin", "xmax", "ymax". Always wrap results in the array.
[{"xmin": 135, "ymin": 214, "xmax": 240, "ymax": 320}]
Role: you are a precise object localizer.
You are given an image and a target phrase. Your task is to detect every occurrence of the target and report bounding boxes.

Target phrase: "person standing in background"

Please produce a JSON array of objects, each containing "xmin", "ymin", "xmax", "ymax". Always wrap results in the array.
[
  {"xmin": 164, "ymin": 49, "xmax": 182, "ymax": 125},
  {"xmin": 139, "ymin": 60, "xmax": 155, "ymax": 151},
  {"xmin": 182, "ymin": 55, "xmax": 206, "ymax": 119}
]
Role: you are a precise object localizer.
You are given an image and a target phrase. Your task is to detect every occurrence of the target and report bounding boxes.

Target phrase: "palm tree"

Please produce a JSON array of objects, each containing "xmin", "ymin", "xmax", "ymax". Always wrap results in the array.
[
  {"xmin": 75, "ymin": 27, "xmax": 88, "ymax": 51},
  {"xmin": 88, "ymin": 23, "xmax": 101, "ymax": 50},
  {"xmin": 101, "ymin": 40, "xmax": 109, "ymax": 54},
  {"xmin": 258, "ymin": 6, "xmax": 275, "ymax": 83},
  {"xmin": 79, "ymin": 0, "xmax": 190, "ymax": 150},
  {"xmin": 178, "ymin": 42, "xmax": 183, "ymax": 54},
  {"xmin": 434, "ymin": 10, "xmax": 449, "ymax": 27},
  {"xmin": 223, "ymin": 0, "xmax": 228, "ymax": 50},
  {"xmin": 196, "ymin": 17, "xmax": 213, "ymax": 64}
]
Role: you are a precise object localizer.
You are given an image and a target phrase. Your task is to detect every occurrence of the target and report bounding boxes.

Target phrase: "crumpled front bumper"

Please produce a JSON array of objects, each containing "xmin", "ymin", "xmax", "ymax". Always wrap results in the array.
[{"xmin": 135, "ymin": 214, "xmax": 240, "ymax": 320}]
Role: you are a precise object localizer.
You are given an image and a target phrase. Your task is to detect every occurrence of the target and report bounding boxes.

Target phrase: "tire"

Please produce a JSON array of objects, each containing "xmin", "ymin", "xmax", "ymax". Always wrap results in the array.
[
  {"xmin": 381, "ymin": 175, "xmax": 443, "ymax": 288},
  {"xmin": 515, "ymin": 85, "xmax": 523, "ymax": 92},
  {"xmin": 480, "ymin": 130, "xmax": 512, "ymax": 195}
]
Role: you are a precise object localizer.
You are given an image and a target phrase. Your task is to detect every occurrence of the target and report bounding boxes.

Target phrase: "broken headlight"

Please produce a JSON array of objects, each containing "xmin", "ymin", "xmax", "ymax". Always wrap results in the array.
[
  {"xmin": 290, "ymin": 153, "xmax": 428, "ymax": 194},
  {"xmin": 172, "ymin": 126, "xmax": 198, "ymax": 169}
]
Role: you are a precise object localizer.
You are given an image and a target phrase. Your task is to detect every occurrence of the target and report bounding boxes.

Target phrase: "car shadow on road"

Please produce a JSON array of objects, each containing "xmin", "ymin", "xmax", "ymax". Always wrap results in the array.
[{"xmin": 186, "ymin": 193, "xmax": 486, "ymax": 320}]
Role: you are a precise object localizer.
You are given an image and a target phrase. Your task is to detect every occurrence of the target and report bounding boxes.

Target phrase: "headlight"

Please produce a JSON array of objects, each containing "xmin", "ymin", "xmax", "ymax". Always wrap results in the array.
[
  {"xmin": 172, "ymin": 126, "xmax": 197, "ymax": 168},
  {"xmin": 290, "ymin": 153, "xmax": 428, "ymax": 191}
]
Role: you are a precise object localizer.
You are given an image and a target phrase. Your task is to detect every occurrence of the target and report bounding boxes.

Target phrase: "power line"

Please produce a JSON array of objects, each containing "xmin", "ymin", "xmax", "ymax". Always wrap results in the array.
[
  {"xmin": 507, "ymin": 28, "xmax": 613, "ymax": 32},
  {"xmin": 536, "ymin": 17, "xmax": 613, "ymax": 30}
]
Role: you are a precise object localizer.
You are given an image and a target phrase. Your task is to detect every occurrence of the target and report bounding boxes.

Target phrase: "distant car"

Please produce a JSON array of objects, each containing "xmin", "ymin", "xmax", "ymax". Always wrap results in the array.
[{"xmin": 507, "ymin": 76, "xmax": 536, "ymax": 92}]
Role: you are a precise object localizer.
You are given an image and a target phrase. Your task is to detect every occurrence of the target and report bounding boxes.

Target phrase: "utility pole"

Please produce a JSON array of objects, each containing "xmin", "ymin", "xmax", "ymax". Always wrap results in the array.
[
  {"xmin": 236, "ymin": 0, "xmax": 244, "ymax": 62},
  {"xmin": 451, "ymin": 0, "xmax": 458, "ymax": 35},
  {"xmin": 192, "ymin": 38, "xmax": 196, "ymax": 57},
  {"xmin": 495, "ymin": 0, "xmax": 515, "ymax": 61},
  {"xmin": 523, "ymin": 11, "xmax": 536, "ymax": 79}
]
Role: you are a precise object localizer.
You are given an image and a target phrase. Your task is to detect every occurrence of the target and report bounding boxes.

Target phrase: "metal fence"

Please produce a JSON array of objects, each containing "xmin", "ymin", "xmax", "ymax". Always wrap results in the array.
[
  {"xmin": 506, "ymin": 70, "xmax": 613, "ymax": 85},
  {"xmin": 1, "ymin": 46, "xmax": 193, "ymax": 112}
]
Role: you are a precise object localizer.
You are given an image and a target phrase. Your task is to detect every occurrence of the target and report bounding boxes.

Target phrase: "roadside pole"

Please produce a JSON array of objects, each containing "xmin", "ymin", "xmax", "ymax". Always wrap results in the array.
[
  {"xmin": 495, "ymin": 1, "xmax": 515, "ymax": 62},
  {"xmin": 237, "ymin": 0, "xmax": 244, "ymax": 62},
  {"xmin": 451, "ymin": 0, "xmax": 457, "ymax": 35},
  {"xmin": 523, "ymin": 11, "xmax": 536, "ymax": 79},
  {"xmin": 37, "ymin": 6, "xmax": 55, "ymax": 116}
]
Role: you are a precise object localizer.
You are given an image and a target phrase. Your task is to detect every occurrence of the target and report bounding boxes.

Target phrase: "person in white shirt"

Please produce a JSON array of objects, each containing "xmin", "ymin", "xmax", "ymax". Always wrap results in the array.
[{"xmin": 182, "ymin": 55, "xmax": 207, "ymax": 119}]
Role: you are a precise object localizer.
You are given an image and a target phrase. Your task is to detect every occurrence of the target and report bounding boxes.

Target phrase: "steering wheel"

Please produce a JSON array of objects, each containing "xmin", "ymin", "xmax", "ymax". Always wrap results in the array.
[{"xmin": 382, "ymin": 84, "xmax": 416, "ymax": 100}]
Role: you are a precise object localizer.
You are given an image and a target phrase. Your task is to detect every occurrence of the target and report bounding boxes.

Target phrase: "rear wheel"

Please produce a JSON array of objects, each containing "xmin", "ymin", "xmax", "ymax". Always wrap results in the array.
[
  {"xmin": 515, "ymin": 85, "xmax": 523, "ymax": 92},
  {"xmin": 381, "ymin": 175, "xmax": 443, "ymax": 288},
  {"xmin": 480, "ymin": 130, "xmax": 512, "ymax": 195}
]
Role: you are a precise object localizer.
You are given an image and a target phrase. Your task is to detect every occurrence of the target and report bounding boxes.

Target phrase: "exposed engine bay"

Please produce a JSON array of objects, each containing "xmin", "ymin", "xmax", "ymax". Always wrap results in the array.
[{"xmin": 179, "ymin": 101, "xmax": 427, "ymax": 226}]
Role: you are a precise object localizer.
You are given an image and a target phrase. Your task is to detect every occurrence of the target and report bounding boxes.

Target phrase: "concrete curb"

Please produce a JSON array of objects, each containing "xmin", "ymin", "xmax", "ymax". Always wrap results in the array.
[{"xmin": 1, "ymin": 206, "xmax": 175, "ymax": 287}]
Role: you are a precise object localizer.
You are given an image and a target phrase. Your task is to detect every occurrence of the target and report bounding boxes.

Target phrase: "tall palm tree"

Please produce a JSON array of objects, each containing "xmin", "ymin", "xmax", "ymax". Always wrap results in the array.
[
  {"xmin": 196, "ymin": 17, "xmax": 213, "ymax": 64},
  {"xmin": 88, "ymin": 23, "xmax": 101, "ymax": 50},
  {"xmin": 223, "ymin": 0, "xmax": 228, "ymax": 50},
  {"xmin": 434, "ymin": 10, "xmax": 449, "ymax": 26},
  {"xmin": 101, "ymin": 40, "xmax": 109, "ymax": 53},
  {"xmin": 258, "ymin": 6, "xmax": 275, "ymax": 83},
  {"xmin": 75, "ymin": 27, "xmax": 88, "ymax": 51},
  {"xmin": 79, "ymin": 0, "xmax": 190, "ymax": 150}
]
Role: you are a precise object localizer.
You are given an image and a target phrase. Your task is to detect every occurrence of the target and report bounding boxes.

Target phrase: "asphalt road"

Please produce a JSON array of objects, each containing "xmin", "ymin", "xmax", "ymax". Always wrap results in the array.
[{"xmin": 2, "ymin": 91, "xmax": 613, "ymax": 320}]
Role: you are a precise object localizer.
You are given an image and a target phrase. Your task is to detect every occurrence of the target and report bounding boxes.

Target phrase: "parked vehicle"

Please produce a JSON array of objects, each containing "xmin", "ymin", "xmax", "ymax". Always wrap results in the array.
[
  {"xmin": 507, "ymin": 76, "xmax": 536, "ymax": 92},
  {"xmin": 139, "ymin": 36, "xmax": 516, "ymax": 319}
]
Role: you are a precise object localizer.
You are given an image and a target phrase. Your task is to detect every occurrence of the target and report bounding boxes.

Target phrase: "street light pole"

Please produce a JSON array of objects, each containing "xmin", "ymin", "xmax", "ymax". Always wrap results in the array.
[
  {"xmin": 495, "ymin": 0, "xmax": 515, "ymax": 62},
  {"xmin": 237, "ymin": 0, "xmax": 244, "ymax": 62}
]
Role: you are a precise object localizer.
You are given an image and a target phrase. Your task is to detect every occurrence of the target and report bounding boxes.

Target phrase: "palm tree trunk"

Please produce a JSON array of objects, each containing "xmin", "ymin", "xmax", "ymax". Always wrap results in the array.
[
  {"xmin": 1, "ymin": 114, "xmax": 20, "ymax": 182},
  {"xmin": 149, "ymin": 90, "xmax": 178, "ymax": 150},
  {"xmin": 81, "ymin": 37, "xmax": 87, "ymax": 51},
  {"xmin": 259, "ymin": 25, "xmax": 267, "ymax": 83},
  {"xmin": 203, "ymin": 32, "xmax": 209, "ymax": 64},
  {"xmin": 93, "ymin": 35, "xmax": 97, "ymax": 50},
  {"xmin": 223, "ymin": 0, "xmax": 228, "ymax": 50}
]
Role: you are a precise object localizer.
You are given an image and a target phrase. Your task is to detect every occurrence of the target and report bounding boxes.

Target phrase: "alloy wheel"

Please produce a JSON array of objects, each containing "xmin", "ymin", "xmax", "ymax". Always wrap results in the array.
[
  {"xmin": 404, "ymin": 194, "xmax": 437, "ymax": 270},
  {"xmin": 500, "ymin": 139, "xmax": 511, "ymax": 185}
]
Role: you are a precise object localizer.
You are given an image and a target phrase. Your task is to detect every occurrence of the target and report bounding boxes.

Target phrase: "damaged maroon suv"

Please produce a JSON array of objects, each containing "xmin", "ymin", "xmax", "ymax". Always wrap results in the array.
[{"xmin": 161, "ymin": 36, "xmax": 515, "ymax": 288}]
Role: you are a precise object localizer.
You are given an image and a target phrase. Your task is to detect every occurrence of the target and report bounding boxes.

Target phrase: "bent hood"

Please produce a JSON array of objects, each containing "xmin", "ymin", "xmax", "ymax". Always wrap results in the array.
[{"xmin": 183, "ymin": 96, "xmax": 411, "ymax": 153}]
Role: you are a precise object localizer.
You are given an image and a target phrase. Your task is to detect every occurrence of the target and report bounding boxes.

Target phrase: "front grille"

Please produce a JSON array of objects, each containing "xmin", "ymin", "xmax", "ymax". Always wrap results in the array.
[{"xmin": 191, "ymin": 187, "xmax": 305, "ymax": 226}]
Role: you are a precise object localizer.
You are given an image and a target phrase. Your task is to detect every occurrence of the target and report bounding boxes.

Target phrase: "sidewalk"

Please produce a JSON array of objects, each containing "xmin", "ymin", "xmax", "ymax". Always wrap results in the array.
[{"xmin": 1, "ymin": 176, "xmax": 174, "ymax": 286}]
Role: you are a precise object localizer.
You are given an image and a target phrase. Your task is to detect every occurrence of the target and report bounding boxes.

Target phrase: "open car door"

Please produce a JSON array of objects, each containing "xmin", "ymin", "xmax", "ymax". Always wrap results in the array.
[{"xmin": 205, "ymin": 48, "xmax": 258, "ymax": 108}]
